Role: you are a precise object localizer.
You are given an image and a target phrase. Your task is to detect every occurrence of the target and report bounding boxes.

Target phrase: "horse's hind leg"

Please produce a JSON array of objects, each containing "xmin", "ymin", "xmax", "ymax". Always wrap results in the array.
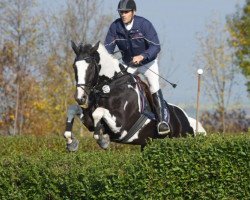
[
  {"xmin": 141, "ymin": 144, "xmax": 146, "ymax": 152},
  {"xmin": 64, "ymin": 104, "xmax": 82, "ymax": 152}
]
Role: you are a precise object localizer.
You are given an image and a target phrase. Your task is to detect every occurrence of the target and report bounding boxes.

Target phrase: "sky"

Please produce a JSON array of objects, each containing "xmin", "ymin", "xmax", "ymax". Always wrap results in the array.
[{"xmin": 40, "ymin": 0, "xmax": 249, "ymax": 116}]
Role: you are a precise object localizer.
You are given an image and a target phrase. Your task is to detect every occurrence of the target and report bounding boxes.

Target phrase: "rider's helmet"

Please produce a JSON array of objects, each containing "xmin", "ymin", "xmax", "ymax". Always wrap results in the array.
[{"xmin": 117, "ymin": 0, "xmax": 136, "ymax": 11}]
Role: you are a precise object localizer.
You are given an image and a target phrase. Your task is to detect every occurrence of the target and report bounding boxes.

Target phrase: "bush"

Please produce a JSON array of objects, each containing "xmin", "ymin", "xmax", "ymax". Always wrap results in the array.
[
  {"xmin": 0, "ymin": 134, "xmax": 249, "ymax": 199},
  {"xmin": 141, "ymin": 135, "xmax": 250, "ymax": 199}
]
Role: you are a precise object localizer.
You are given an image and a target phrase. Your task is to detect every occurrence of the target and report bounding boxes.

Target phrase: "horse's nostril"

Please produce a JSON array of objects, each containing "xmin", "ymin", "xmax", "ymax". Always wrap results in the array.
[
  {"xmin": 76, "ymin": 98, "xmax": 85, "ymax": 105},
  {"xmin": 74, "ymin": 88, "xmax": 88, "ymax": 105},
  {"xmin": 83, "ymin": 95, "xmax": 87, "ymax": 100}
]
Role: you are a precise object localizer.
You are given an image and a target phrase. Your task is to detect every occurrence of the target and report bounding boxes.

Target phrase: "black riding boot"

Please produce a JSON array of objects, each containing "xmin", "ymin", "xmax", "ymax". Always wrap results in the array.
[{"xmin": 152, "ymin": 89, "xmax": 170, "ymax": 135}]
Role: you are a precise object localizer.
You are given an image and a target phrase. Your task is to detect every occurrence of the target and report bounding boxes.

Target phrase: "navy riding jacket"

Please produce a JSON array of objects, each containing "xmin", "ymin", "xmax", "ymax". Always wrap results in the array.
[{"xmin": 104, "ymin": 15, "xmax": 161, "ymax": 65}]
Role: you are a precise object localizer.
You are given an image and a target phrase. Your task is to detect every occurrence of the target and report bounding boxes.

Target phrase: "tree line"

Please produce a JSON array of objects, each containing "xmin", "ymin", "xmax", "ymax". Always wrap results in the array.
[{"xmin": 0, "ymin": 0, "xmax": 113, "ymax": 135}]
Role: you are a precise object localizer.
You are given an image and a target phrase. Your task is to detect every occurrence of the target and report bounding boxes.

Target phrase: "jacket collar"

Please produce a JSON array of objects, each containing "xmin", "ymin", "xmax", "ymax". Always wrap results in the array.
[{"xmin": 117, "ymin": 15, "xmax": 140, "ymax": 33}]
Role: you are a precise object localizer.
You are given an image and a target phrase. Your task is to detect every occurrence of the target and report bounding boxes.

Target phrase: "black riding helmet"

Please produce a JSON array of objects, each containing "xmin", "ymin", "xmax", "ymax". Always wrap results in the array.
[{"xmin": 117, "ymin": 0, "xmax": 136, "ymax": 11}]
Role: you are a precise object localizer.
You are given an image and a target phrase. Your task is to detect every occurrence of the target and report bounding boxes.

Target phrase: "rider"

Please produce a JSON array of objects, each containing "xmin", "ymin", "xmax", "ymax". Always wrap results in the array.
[{"xmin": 104, "ymin": 0, "xmax": 170, "ymax": 135}]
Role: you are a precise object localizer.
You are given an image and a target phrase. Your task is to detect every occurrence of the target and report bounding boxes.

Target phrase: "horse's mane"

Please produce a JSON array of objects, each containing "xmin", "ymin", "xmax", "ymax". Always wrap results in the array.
[{"xmin": 97, "ymin": 43, "xmax": 121, "ymax": 75}]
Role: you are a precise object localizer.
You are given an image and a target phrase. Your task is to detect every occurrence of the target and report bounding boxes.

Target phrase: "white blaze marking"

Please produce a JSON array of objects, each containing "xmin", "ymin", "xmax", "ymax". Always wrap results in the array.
[
  {"xmin": 76, "ymin": 87, "xmax": 85, "ymax": 99},
  {"xmin": 75, "ymin": 60, "xmax": 88, "ymax": 84},
  {"xmin": 75, "ymin": 60, "xmax": 88, "ymax": 99}
]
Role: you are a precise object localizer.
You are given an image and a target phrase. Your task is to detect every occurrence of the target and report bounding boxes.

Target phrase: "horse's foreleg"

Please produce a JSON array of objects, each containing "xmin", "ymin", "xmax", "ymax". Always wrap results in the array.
[
  {"xmin": 92, "ymin": 107, "xmax": 111, "ymax": 149},
  {"xmin": 93, "ymin": 121, "xmax": 104, "ymax": 140},
  {"xmin": 64, "ymin": 104, "xmax": 82, "ymax": 151}
]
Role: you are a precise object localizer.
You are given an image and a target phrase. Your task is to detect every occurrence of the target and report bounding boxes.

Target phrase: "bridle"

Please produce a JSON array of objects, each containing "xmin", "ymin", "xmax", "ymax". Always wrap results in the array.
[
  {"xmin": 75, "ymin": 56, "xmax": 100, "ymax": 95},
  {"xmin": 75, "ymin": 53, "xmax": 130, "ymax": 100}
]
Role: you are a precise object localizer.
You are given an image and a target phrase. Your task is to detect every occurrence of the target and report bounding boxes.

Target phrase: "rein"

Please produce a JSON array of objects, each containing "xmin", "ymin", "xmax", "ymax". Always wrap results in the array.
[
  {"xmin": 75, "ymin": 56, "xmax": 132, "ymax": 108},
  {"xmin": 76, "ymin": 54, "xmax": 143, "ymax": 110},
  {"xmin": 79, "ymin": 56, "xmax": 129, "ymax": 94}
]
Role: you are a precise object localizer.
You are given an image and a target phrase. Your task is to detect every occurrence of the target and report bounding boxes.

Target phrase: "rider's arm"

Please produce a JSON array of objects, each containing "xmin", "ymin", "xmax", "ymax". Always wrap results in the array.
[
  {"xmin": 104, "ymin": 22, "xmax": 117, "ymax": 54},
  {"xmin": 141, "ymin": 20, "xmax": 161, "ymax": 62}
]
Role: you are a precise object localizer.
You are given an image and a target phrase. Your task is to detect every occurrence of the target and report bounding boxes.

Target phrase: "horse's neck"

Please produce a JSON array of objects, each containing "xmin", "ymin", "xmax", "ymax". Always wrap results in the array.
[{"xmin": 97, "ymin": 44, "xmax": 121, "ymax": 79}]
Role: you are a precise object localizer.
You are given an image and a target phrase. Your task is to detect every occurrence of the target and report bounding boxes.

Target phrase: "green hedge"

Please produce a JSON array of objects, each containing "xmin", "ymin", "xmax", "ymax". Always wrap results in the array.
[{"xmin": 0, "ymin": 134, "xmax": 249, "ymax": 199}]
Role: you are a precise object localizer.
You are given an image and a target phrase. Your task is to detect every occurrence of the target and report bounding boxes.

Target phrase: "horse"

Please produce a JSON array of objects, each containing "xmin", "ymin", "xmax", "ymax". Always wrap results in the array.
[{"xmin": 63, "ymin": 41, "xmax": 206, "ymax": 151}]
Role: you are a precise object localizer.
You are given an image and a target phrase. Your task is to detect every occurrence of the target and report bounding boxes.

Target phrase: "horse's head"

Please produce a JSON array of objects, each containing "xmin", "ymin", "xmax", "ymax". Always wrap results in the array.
[{"xmin": 71, "ymin": 41, "xmax": 100, "ymax": 108}]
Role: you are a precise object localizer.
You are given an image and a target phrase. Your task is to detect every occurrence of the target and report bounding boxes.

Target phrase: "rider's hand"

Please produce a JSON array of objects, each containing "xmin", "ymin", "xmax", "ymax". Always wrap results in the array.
[{"xmin": 132, "ymin": 55, "xmax": 144, "ymax": 65}]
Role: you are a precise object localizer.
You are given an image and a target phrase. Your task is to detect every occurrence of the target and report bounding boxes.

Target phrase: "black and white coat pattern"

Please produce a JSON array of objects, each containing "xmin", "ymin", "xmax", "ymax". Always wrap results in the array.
[{"xmin": 64, "ymin": 41, "xmax": 206, "ymax": 151}]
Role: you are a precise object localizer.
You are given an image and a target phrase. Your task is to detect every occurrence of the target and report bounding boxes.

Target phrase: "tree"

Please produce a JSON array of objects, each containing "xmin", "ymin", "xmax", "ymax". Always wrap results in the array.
[
  {"xmin": 194, "ymin": 17, "xmax": 238, "ymax": 133},
  {"xmin": 0, "ymin": 0, "xmax": 42, "ymax": 135},
  {"xmin": 227, "ymin": 0, "xmax": 250, "ymax": 93},
  {"xmin": 39, "ymin": 0, "xmax": 113, "ymax": 135},
  {"xmin": 0, "ymin": 0, "xmax": 113, "ymax": 136},
  {"xmin": 0, "ymin": 42, "xmax": 16, "ymax": 135}
]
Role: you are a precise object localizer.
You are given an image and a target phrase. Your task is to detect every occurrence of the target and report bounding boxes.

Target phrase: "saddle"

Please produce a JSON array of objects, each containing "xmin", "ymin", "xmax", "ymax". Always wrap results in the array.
[
  {"xmin": 119, "ymin": 75, "xmax": 156, "ymax": 143},
  {"xmin": 133, "ymin": 75, "xmax": 156, "ymax": 120}
]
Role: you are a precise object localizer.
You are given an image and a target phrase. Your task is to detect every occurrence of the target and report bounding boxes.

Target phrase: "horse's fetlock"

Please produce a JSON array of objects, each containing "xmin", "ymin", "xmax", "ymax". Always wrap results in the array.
[
  {"xmin": 64, "ymin": 131, "xmax": 74, "ymax": 144},
  {"xmin": 94, "ymin": 122, "xmax": 104, "ymax": 135},
  {"xmin": 97, "ymin": 134, "xmax": 110, "ymax": 150},
  {"xmin": 64, "ymin": 131, "xmax": 72, "ymax": 139},
  {"xmin": 93, "ymin": 134, "xmax": 99, "ymax": 140},
  {"xmin": 67, "ymin": 138, "xmax": 79, "ymax": 152}
]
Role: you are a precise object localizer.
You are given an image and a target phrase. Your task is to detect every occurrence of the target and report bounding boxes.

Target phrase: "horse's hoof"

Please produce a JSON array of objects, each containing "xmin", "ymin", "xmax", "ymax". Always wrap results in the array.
[
  {"xmin": 97, "ymin": 134, "xmax": 110, "ymax": 150},
  {"xmin": 66, "ymin": 139, "xmax": 79, "ymax": 152}
]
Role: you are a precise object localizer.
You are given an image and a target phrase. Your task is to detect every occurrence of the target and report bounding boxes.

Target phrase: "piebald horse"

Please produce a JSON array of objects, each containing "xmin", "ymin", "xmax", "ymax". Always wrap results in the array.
[{"xmin": 64, "ymin": 41, "xmax": 206, "ymax": 151}]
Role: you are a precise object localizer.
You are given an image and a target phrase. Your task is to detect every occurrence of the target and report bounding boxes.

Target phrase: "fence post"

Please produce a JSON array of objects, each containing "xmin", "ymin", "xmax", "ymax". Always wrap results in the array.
[{"xmin": 196, "ymin": 69, "xmax": 203, "ymax": 133}]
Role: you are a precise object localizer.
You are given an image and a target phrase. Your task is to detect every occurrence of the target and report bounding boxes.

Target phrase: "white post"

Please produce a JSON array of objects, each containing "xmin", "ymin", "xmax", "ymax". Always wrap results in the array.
[{"xmin": 196, "ymin": 69, "xmax": 203, "ymax": 133}]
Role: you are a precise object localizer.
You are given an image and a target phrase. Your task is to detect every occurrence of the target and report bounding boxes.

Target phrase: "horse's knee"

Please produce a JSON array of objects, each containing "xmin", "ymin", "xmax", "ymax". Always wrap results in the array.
[{"xmin": 67, "ymin": 104, "xmax": 82, "ymax": 121}]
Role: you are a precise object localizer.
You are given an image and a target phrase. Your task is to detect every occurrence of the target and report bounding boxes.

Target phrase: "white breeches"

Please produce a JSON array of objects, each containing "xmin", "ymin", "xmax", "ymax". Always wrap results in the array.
[{"xmin": 126, "ymin": 59, "xmax": 160, "ymax": 94}]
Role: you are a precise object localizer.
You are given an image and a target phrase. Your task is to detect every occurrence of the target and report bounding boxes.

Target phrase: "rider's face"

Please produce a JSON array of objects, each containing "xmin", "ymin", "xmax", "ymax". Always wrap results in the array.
[{"xmin": 119, "ymin": 10, "xmax": 135, "ymax": 25}]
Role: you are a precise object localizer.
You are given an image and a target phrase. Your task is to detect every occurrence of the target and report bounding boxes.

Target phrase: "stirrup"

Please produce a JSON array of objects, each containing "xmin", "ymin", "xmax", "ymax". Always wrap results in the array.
[{"xmin": 157, "ymin": 121, "xmax": 170, "ymax": 135}]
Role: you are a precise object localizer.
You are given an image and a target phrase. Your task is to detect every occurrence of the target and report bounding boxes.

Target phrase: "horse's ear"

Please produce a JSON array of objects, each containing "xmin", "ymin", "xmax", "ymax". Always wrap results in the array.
[
  {"xmin": 91, "ymin": 41, "xmax": 100, "ymax": 53},
  {"xmin": 71, "ymin": 40, "xmax": 79, "ymax": 55}
]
